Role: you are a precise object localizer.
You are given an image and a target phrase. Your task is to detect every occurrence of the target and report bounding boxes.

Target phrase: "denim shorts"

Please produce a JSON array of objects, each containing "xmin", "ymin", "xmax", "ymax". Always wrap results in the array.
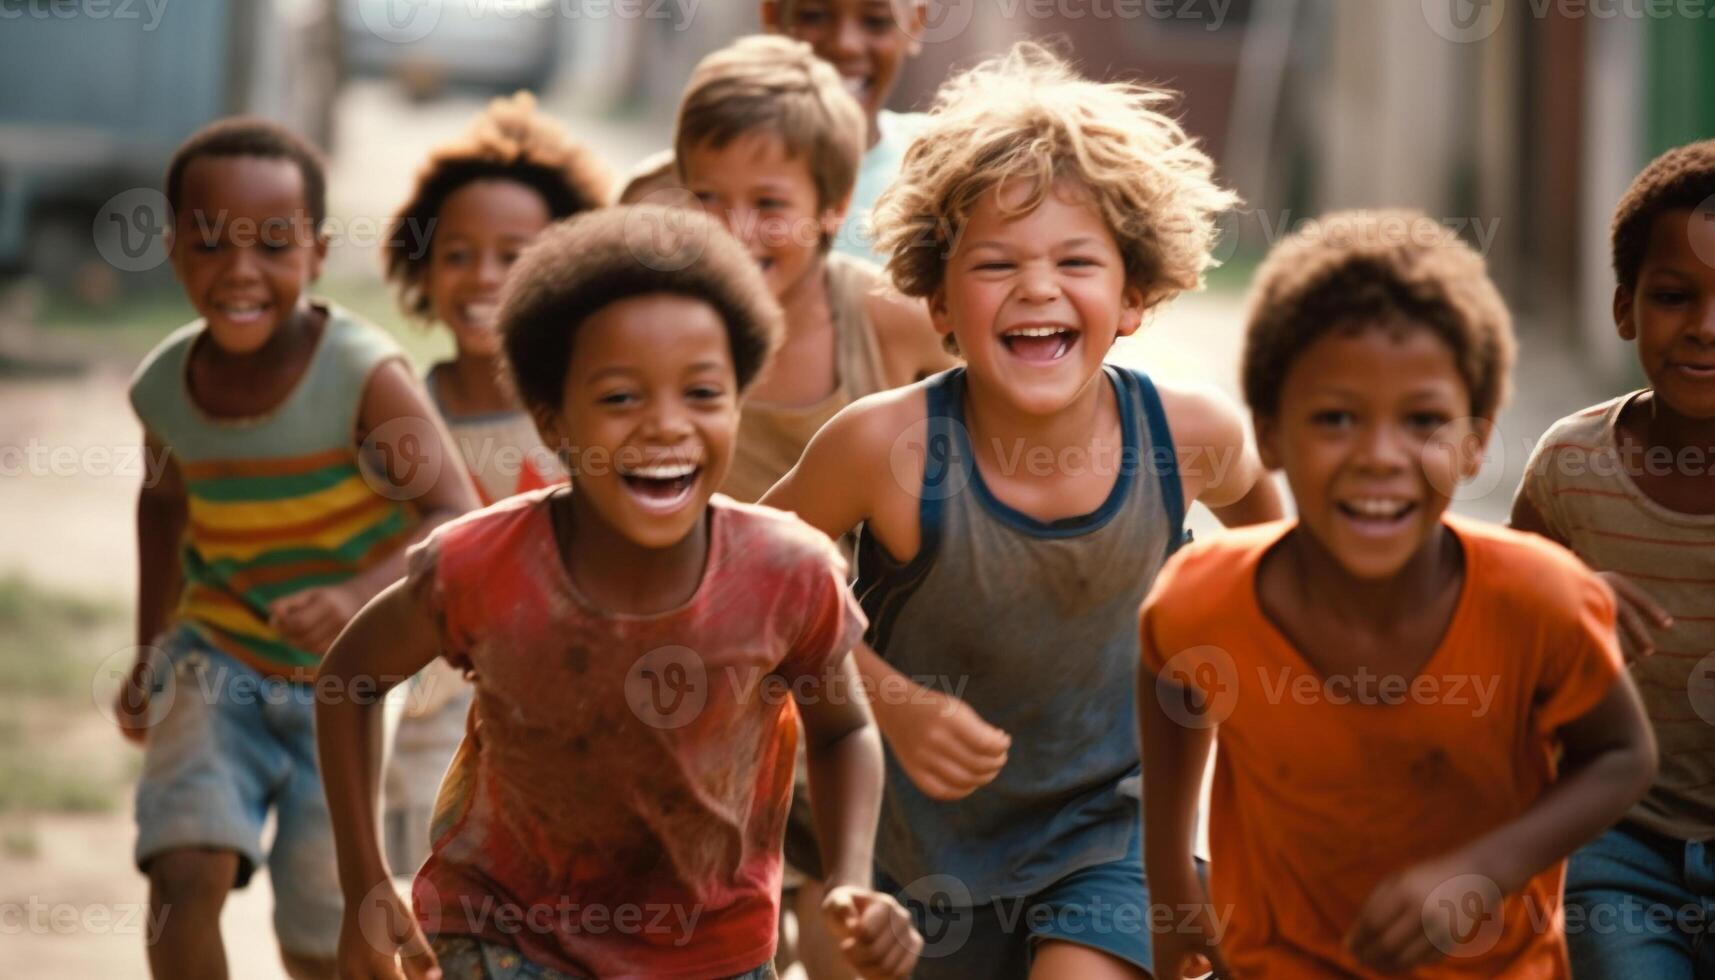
[
  {"xmin": 132, "ymin": 626, "xmax": 342, "ymax": 957},
  {"xmin": 879, "ymin": 820, "xmax": 1152, "ymax": 980},
  {"xmin": 428, "ymin": 935, "xmax": 777, "ymax": 979},
  {"xmin": 1565, "ymin": 820, "xmax": 1715, "ymax": 979}
]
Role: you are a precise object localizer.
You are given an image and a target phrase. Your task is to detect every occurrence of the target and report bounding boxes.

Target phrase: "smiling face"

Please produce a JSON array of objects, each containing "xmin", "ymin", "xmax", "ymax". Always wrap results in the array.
[
  {"xmin": 683, "ymin": 133, "xmax": 845, "ymax": 298},
  {"xmin": 1258, "ymin": 323, "xmax": 1485, "ymax": 581},
  {"xmin": 1616, "ymin": 207, "xmax": 1715, "ymax": 419},
  {"xmin": 532, "ymin": 294, "xmax": 740, "ymax": 550},
  {"xmin": 169, "ymin": 155, "xmax": 326, "ymax": 355},
  {"xmin": 774, "ymin": 0, "xmax": 922, "ymax": 133},
  {"xmin": 427, "ymin": 178, "xmax": 553, "ymax": 359},
  {"xmin": 932, "ymin": 178, "xmax": 1145, "ymax": 416}
]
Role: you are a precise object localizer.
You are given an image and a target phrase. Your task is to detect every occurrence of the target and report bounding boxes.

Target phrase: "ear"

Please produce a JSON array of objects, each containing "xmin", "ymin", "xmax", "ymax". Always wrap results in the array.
[
  {"xmin": 821, "ymin": 193, "xmax": 854, "ymax": 236},
  {"xmin": 529, "ymin": 403, "xmax": 566, "ymax": 460},
  {"xmin": 1252, "ymin": 412, "xmax": 1283, "ymax": 472},
  {"xmin": 1613, "ymin": 283, "xmax": 1637, "ymax": 341},
  {"xmin": 760, "ymin": 0, "xmax": 783, "ymax": 31},
  {"xmin": 927, "ymin": 286, "xmax": 955, "ymax": 341},
  {"xmin": 1116, "ymin": 282, "xmax": 1148, "ymax": 338},
  {"xmin": 903, "ymin": 1, "xmax": 926, "ymax": 54},
  {"xmin": 1456, "ymin": 416, "xmax": 1495, "ymax": 483}
]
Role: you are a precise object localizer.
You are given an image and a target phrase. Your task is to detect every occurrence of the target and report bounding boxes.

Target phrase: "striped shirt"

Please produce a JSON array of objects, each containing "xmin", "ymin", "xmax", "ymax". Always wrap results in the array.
[
  {"xmin": 1518, "ymin": 391, "xmax": 1715, "ymax": 842},
  {"xmin": 130, "ymin": 304, "xmax": 418, "ymax": 681}
]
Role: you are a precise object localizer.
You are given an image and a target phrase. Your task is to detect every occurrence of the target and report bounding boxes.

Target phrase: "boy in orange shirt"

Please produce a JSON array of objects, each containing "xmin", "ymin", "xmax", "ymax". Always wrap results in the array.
[{"xmin": 1138, "ymin": 211, "xmax": 1657, "ymax": 978}]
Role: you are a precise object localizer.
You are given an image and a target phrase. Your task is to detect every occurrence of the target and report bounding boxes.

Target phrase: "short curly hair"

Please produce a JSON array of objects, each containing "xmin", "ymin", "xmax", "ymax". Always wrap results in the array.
[
  {"xmin": 501, "ymin": 206, "xmax": 783, "ymax": 413},
  {"xmin": 385, "ymin": 91, "xmax": 613, "ymax": 319},
  {"xmin": 673, "ymin": 34, "xmax": 866, "ymax": 213},
  {"xmin": 1242, "ymin": 210, "xmax": 1515, "ymax": 421},
  {"xmin": 870, "ymin": 41, "xmax": 1237, "ymax": 305},
  {"xmin": 1611, "ymin": 139, "xmax": 1715, "ymax": 291},
  {"xmin": 166, "ymin": 117, "xmax": 326, "ymax": 227}
]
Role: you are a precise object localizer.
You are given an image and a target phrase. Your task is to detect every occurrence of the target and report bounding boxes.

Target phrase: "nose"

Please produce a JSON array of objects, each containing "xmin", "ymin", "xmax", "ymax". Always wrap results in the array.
[
  {"xmin": 641, "ymin": 393, "xmax": 695, "ymax": 441},
  {"xmin": 475, "ymin": 249, "xmax": 507, "ymax": 290},
  {"xmin": 829, "ymin": 13, "xmax": 865, "ymax": 60},
  {"xmin": 1352, "ymin": 420, "xmax": 1412, "ymax": 473},
  {"xmin": 1017, "ymin": 260, "xmax": 1061, "ymax": 304},
  {"xmin": 224, "ymin": 244, "xmax": 262, "ymax": 283}
]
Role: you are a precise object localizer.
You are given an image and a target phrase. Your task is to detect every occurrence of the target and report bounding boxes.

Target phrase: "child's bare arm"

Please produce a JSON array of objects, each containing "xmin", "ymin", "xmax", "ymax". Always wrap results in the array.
[
  {"xmin": 866, "ymin": 289, "xmax": 958, "ymax": 388},
  {"xmin": 316, "ymin": 577, "xmax": 445, "ymax": 980},
  {"xmin": 797, "ymin": 653, "xmax": 922, "ymax": 979},
  {"xmin": 1160, "ymin": 383, "xmax": 1284, "ymax": 528},
  {"xmin": 270, "ymin": 360, "xmax": 480, "ymax": 654},
  {"xmin": 119, "ymin": 429, "xmax": 188, "ymax": 743},
  {"xmin": 762, "ymin": 395, "xmax": 1011, "ymax": 801},
  {"xmin": 1139, "ymin": 646, "xmax": 1232, "ymax": 980},
  {"xmin": 1346, "ymin": 675, "xmax": 1657, "ymax": 973}
]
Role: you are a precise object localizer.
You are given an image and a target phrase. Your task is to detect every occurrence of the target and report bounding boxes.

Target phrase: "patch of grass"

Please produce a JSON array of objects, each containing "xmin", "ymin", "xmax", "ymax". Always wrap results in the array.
[
  {"xmin": 0, "ymin": 750, "xmax": 116, "ymax": 815},
  {"xmin": 0, "ymin": 575, "xmax": 123, "ymax": 700},
  {"xmin": 1, "ymin": 822, "xmax": 40, "ymax": 859}
]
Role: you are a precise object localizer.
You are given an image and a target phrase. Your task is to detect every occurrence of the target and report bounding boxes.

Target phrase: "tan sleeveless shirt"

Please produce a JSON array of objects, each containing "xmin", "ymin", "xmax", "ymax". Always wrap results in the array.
[{"xmin": 721, "ymin": 252, "xmax": 889, "ymax": 503}]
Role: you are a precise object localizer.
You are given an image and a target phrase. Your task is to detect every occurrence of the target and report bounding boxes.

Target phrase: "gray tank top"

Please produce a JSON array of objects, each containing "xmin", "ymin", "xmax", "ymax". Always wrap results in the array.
[{"xmin": 854, "ymin": 365, "xmax": 1186, "ymax": 904}]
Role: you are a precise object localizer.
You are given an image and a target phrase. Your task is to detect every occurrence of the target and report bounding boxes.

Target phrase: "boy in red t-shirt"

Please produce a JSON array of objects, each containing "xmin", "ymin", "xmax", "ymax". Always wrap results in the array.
[
  {"xmin": 1138, "ymin": 211, "xmax": 1657, "ymax": 979},
  {"xmin": 316, "ymin": 207, "xmax": 922, "ymax": 979}
]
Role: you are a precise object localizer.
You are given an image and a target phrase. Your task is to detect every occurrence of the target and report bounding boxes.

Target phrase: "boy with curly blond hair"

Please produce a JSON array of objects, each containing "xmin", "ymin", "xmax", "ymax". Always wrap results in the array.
[{"xmin": 760, "ymin": 42, "xmax": 1281, "ymax": 978}]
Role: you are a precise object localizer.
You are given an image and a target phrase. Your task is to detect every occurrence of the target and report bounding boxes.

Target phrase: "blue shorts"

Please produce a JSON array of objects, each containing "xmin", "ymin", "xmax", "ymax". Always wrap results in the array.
[
  {"xmin": 133, "ymin": 626, "xmax": 342, "ymax": 957},
  {"xmin": 428, "ymin": 935, "xmax": 778, "ymax": 979},
  {"xmin": 880, "ymin": 822, "xmax": 1152, "ymax": 980},
  {"xmin": 1565, "ymin": 821, "xmax": 1715, "ymax": 979}
]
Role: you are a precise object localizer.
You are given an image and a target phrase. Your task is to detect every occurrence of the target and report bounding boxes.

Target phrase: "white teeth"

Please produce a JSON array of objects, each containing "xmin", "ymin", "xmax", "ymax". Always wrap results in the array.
[
  {"xmin": 219, "ymin": 303, "xmax": 264, "ymax": 315},
  {"xmin": 463, "ymin": 302, "xmax": 499, "ymax": 327},
  {"xmin": 1346, "ymin": 498, "xmax": 1410, "ymax": 517},
  {"xmin": 625, "ymin": 463, "xmax": 698, "ymax": 480},
  {"xmin": 1003, "ymin": 326, "xmax": 1070, "ymax": 338}
]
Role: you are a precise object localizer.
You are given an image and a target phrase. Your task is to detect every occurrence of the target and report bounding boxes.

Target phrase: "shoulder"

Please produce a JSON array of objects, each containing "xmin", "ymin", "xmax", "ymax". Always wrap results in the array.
[
  {"xmin": 1453, "ymin": 516, "xmax": 1611, "ymax": 619},
  {"xmin": 813, "ymin": 375, "xmax": 935, "ymax": 461},
  {"xmin": 1141, "ymin": 522, "xmax": 1288, "ymax": 650},
  {"xmin": 1146, "ymin": 375, "xmax": 1248, "ymax": 453},
  {"xmin": 429, "ymin": 488, "xmax": 552, "ymax": 574},
  {"xmin": 1527, "ymin": 396, "xmax": 1626, "ymax": 467},
  {"xmin": 320, "ymin": 303, "xmax": 407, "ymax": 377},
  {"xmin": 712, "ymin": 495, "xmax": 847, "ymax": 576},
  {"xmin": 128, "ymin": 319, "xmax": 204, "ymax": 418}
]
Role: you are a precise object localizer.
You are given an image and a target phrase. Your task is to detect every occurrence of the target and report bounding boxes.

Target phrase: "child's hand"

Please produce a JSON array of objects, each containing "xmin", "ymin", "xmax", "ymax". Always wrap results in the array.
[
  {"xmin": 271, "ymin": 583, "xmax": 364, "ymax": 655},
  {"xmin": 1595, "ymin": 571, "xmax": 1673, "ymax": 662},
  {"xmin": 871, "ymin": 684, "xmax": 1010, "ymax": 800},
  {"xmin": 114, "ymin": 655, "xmax": 155, "ymax": 745},
  {"xmin": 821, "ymin": 885, "xmax": 923, "ymax": 979},
  {"xmin": 339, "ymin": 881, "xmax": 440, "ymax": 980},
  {"xmin": 1150, "ymin": 874, "xmax": 1231, "ymax": 979},
  {"xmin": 1346, "ymin": 856, "xmax": 1497, "ymax": 974}
]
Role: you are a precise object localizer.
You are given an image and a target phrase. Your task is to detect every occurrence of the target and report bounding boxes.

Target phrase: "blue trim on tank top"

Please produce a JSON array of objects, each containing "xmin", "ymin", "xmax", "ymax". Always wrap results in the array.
[{"xmin": 946, "ymin": 365, "xmax": 1146, "ymax": 539}]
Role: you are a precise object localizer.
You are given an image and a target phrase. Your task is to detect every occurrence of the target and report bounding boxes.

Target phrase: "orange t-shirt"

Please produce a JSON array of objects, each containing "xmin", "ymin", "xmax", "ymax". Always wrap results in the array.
[{"xmin": 1139, "ymin": 516, "xmax": 1623, "ymax": 979}]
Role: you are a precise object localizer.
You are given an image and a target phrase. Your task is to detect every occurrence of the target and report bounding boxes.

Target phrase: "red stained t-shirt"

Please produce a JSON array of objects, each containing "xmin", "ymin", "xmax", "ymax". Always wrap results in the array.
[{"xmin": 403, "ymin": 488, "xmax": 866, "ymax": 978}]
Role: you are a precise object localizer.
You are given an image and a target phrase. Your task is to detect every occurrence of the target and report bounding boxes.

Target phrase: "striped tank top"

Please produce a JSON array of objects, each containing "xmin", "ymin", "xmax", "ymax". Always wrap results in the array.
[
  {"xmin": 129, "ymin": 305, "xmax": 418, "ymax": 681},
  {"xmin": 854, "ymin": 365, "xmax": 1186, "ymax": 902},
  {"xmin": 1518, "ymin": 391, "xmax": 1715, "ymax": 841}
]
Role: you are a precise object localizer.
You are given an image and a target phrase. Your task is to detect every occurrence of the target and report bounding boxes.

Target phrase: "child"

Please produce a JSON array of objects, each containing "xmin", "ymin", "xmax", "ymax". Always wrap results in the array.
[
  {"xmin": 316, "ymin": 206, "xmax": 923, "ymax": 980},
  {"xmin": 117, "ymin": 117, "xmax": 479, "ymax": 979},
  {"xmin": 761, "ymin": 0, "xmax": 930, "ymax": 264},
  {"xmin": 617, "ymin": 148, "xmax": 688, "ymax": 206},
  {"xmin": 676, "ymin": 33, "xmax": 954, "ymax": 504},
  {"xmin": 1139, "ymin": 210, "xmax": 1658, "ymax": 978},
  {"xmin": 675, "ymin": 35, "xmax": 953, "ymax": 975},
  {"xmin": 760, "ymin": 43, "xmax": 1282, "ymax": 979},
  {"xmin": 379, "ymin": 90, "xmax": 611, "ymax": 874},
  {"xmin": 1512, "ymin": 141, "xmax": 1715, "ymax": 978}
]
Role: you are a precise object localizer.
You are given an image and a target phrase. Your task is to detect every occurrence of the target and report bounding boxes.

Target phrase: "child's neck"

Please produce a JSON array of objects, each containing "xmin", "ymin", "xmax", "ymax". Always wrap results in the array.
[
  {"xmin": 776, "ymin": 254, "xmax": 832, "ymax": 333},
  {"xmin": 963, "ymin": 368, "xmax": 1114, "ymax": 463},
  {"xmin": 1634, "ymin": 389, "xmax": 1715, "ymax": 455},
  {"xmin": 440, "ymin": 350, "xmax": 517, "ymax": 416},
  {"xmin": 1285, "ymin": 521, "xmax": 1461, "ymax": 633},
  {"xmin": 552, "ymin": 489, "xmax": 709, "ymax": 615}
]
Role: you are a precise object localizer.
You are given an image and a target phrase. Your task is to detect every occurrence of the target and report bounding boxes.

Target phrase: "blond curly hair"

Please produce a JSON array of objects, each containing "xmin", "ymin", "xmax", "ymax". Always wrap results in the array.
[
  {"xmin": 870, "ymin": 41, "xmax": 1237, "ymax": 306},
  {"xmin": 384, "ymin": 91, "xmax": 614, "ymax": 319},
  {"xmin": 1241, "ymin": 209, "xmax": 1515, "ymax": 421}
]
